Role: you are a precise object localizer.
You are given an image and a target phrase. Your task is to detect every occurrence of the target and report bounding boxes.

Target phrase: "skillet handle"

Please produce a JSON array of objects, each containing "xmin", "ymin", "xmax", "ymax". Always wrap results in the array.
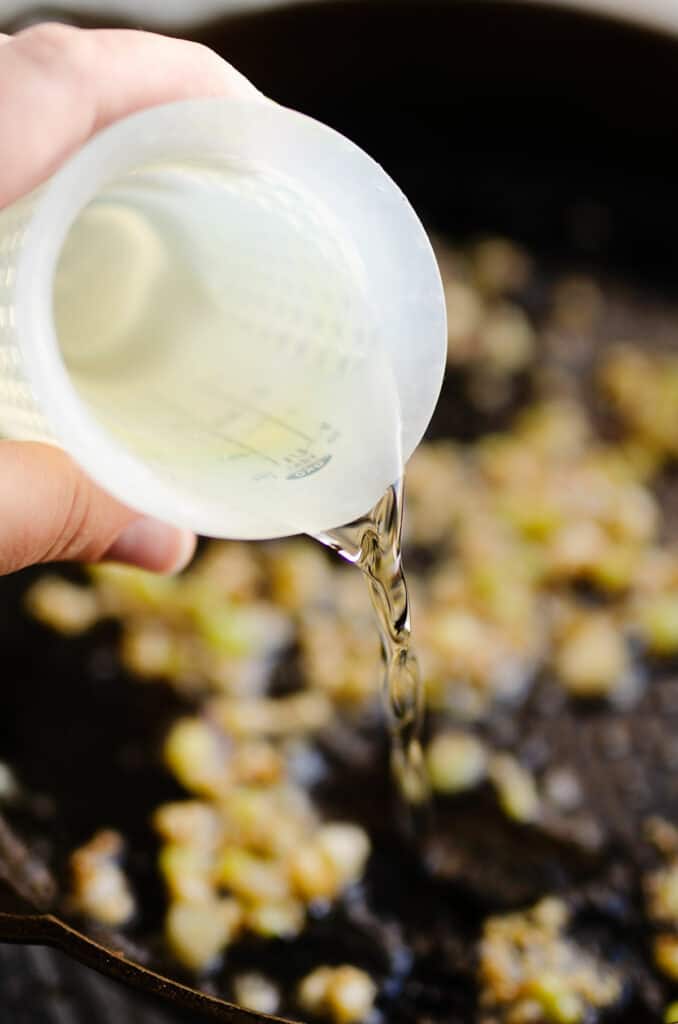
[{"xmin": 0, "ymin": 912, "xmax": 295, "ymax": 1024}]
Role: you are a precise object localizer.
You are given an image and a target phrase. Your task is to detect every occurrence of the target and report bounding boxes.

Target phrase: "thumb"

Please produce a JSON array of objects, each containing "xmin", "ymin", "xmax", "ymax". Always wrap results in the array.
[{"xmin": 0, "ymin": 441, "xmax": 196, "ymax": 576}]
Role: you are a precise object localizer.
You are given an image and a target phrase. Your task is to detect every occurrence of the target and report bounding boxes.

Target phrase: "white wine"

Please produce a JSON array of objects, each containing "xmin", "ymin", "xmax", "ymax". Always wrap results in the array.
[
  {"xmin": 318, "ymin": 480, "xmax": 430, "ymax": 813},
  {"xmin": 53, "ymin": 158, "xmax": 403, "ymax": 538},
  {"xmin": 54, "ymin": 159, "xmax": 428, "ymax": 810}
]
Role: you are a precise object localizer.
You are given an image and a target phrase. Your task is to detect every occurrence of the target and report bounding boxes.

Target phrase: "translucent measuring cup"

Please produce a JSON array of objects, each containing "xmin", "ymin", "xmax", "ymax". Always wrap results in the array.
[{"xmin": 0, "ymin": 97, "xmax": 446, "ymax": 539}]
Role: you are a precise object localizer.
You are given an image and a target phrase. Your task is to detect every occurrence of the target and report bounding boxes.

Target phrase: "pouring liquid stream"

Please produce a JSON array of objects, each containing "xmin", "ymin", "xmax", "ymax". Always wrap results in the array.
[
  {"xmin": 51, "ymin": 160, "xmax": 433, "ymax": 814},
  {"xmin": 317, "ymin": 480, "xmax": 432, "ymax": 819}
]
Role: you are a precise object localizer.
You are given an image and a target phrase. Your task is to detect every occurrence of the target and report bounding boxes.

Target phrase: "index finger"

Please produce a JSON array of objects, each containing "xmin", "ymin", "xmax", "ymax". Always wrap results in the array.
[{"xmin": 0, "ymin": 23, "xmax": 264, "ymax": 207}]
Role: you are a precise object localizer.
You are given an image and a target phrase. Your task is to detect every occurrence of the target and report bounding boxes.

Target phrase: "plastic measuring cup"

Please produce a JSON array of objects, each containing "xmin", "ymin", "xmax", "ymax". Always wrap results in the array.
[{"xmin": 0, "ymin": 97, "xmax": 446, "ymax": 539}]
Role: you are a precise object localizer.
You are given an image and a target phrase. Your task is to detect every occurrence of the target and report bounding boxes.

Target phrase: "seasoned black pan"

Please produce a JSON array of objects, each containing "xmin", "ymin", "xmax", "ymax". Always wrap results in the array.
[{"xmin": 3, "ymin": 2, "xmax": 678, "ymax": 1021}]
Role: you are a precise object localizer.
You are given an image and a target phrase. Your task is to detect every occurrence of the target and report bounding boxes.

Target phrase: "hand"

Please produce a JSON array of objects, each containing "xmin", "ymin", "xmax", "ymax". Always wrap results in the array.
[{"xmin": 0, "ymin": 23, "xmax": 263, "ymax": 575}]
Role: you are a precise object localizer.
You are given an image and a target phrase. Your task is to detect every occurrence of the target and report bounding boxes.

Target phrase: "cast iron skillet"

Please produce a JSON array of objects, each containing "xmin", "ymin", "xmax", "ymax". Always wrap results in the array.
[{"xmin": 2, "ymin": 2, "xmax": 678, "ymax": 1021}]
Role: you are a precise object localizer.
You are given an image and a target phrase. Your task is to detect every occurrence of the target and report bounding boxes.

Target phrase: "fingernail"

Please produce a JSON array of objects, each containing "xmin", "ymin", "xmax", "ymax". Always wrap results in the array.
[
  {"xmin": 105, "ymin": 518, "xmax": 196, "ymax": 574},
  {"xmin": 230, "ymin": 71, "xmax": 269, "ymax": 103}
]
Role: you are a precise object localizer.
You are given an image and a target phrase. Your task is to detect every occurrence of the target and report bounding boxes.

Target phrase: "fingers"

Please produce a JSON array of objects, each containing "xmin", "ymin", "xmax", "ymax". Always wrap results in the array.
[
  {"xmin": 0, "ymin": 23, "xmax": 253, "ymax": 574},
  {"xmin": 0, "ymin": 441, "xmax": 195, "ymax": 575},
  {"xmin": 0, "ymin": 24, "xmax": 244, "ymax": 572},
  {"xmin": 0, "ymin": 22, "xmax": 265, "ymax": 207}
]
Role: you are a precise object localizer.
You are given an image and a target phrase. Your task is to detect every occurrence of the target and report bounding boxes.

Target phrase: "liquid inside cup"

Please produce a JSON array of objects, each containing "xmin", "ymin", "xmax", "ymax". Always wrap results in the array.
[{"xmin": 52, "ymin": 158, "xmax": 403, "ymax": 538}]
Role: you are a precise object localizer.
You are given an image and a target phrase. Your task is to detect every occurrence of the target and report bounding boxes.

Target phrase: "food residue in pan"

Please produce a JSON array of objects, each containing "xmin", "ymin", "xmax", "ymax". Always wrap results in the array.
[{"xmin": 23, "ymin": 234, "xmax": 678, "ymax": 1023}]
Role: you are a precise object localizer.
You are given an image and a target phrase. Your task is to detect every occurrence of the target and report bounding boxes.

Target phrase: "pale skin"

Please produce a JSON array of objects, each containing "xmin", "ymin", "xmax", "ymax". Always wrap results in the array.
[{"xmin": 0, "ymin": 22, "xmax": 264, "ymax": 576}]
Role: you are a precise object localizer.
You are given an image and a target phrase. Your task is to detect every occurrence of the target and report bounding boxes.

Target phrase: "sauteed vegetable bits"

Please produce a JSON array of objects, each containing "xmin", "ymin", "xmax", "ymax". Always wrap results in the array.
[{"xmin": 26, "ymin": 236, "xmax": 678, "ymax": 1022}]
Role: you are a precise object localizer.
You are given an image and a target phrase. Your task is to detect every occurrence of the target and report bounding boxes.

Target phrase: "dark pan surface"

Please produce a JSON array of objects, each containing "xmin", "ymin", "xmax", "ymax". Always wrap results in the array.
[{"xmin": 3, "ymin": 2, "xmax": 678, "ymax": 1022}]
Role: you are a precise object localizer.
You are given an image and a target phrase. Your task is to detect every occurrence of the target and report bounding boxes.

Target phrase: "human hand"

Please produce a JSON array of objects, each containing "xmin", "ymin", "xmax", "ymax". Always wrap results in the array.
[{"xmin": 0, "ymin": 22, "xmax": 262, "ymax": 575}]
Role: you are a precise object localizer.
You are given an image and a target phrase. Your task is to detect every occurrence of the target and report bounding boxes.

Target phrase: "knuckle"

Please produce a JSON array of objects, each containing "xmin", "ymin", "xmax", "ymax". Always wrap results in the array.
[
  {"xmin": 190, "ymin": 40, "xmax": 227, "ymax": 69},
  {"xmin": 42, "ymin": 465, "xmax": 94, "ymax": 563},
  {"xmin": 13, "ymin": 22, "xmax": 89, "ymax": 78}
]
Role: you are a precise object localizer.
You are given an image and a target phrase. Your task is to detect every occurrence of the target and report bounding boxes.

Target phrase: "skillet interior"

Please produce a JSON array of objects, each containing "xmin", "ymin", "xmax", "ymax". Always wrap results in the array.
[{"xmin": 2, "ymin": 2, "xmax": 678, "ymax": 1021}]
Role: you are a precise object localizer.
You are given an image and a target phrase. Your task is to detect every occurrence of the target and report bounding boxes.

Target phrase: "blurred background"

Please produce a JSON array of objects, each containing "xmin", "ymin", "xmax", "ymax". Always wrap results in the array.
[
  {"xmin": 5, "ymin": 0, "xmax": 678, "ymax": 33},
  {"xmin": 3, "ymin": 0, "xmax": 271, "ymax": 25}
]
